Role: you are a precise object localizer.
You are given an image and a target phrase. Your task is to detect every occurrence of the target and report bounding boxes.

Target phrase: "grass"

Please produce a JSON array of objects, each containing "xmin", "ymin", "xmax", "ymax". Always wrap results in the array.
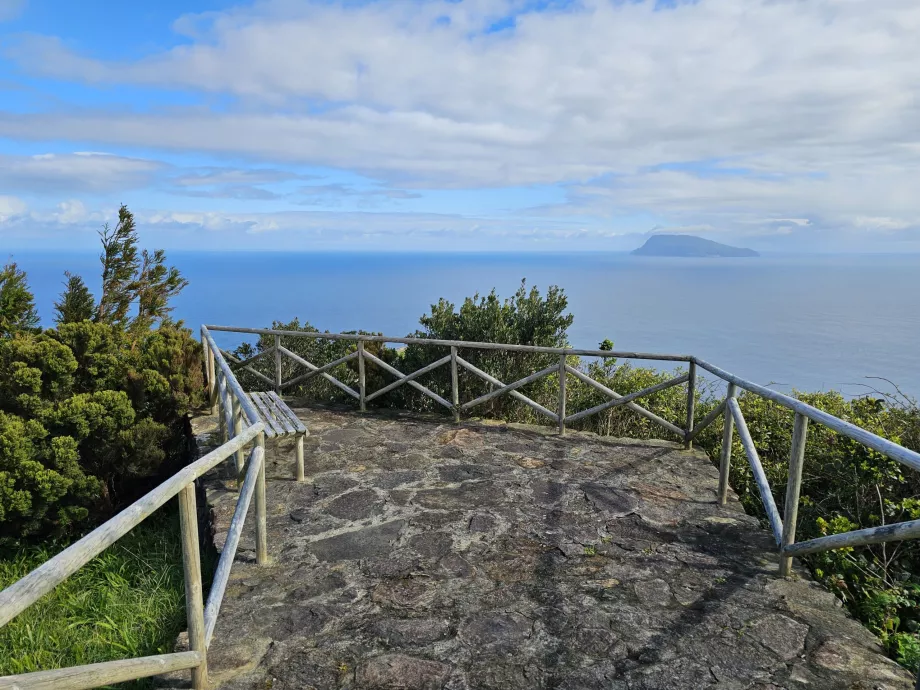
[{"xmin": 0, "ymin": 500, "xmax": 212, "ymax": 689}]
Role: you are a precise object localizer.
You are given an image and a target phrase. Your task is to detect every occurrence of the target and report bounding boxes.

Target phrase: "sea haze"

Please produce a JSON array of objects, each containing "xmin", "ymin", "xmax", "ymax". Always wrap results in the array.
[{"xmin": 12, "ymin": 251, "xmax": 920, "ymax": 400}]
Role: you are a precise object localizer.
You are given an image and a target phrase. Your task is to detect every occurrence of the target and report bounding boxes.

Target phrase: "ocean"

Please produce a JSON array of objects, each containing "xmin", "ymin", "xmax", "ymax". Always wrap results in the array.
[{"xmin": 10, "ymin": 251, "xmax": 920, "ymax": 400}]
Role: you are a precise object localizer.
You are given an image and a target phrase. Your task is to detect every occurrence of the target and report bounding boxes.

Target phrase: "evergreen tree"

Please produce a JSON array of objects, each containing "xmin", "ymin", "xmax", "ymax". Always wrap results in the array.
[
  {"xmin": 54, "ymin": 272, "xmax": 96, "ymax": 325},
  {"xmin": 96, "ymin": 204, "xmax": 140, "ymax": 327},
  {"xmin": 0, "ymin": 261, "xmax": 39, "ymax": 337},
  {"xmin": 132, "ymin": 249, "xmax": 188, "ymax": 336},
  {"xmin": 95, "ymin": 204, "xmax": 188, "ymax": 335}
]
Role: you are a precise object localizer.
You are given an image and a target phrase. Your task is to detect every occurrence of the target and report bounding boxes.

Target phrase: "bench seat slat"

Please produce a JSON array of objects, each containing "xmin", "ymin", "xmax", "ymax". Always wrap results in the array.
[
  {"xmin": 246, "ymin": 392, "xmax": 281, "ymax": 438},
  {"xmin": 267, "ymin": 392, "xmax": 308, "ymax": 434},
  {"xmin": 256, "ymin": 392, "xmax": 289, "ymax": 437},
  {"xmin": 263, "ymin": 393, "xmax": 296, "ymax": 435},
  {"xmin": 245, "ymin": 392, "xmax": 306, "ymax": 438}
]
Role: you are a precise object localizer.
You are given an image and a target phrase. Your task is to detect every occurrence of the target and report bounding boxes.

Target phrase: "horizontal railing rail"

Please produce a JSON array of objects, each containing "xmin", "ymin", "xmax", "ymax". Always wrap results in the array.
[
  {"xmin": 0, "ymin": 328, "xmax": 270, "ymax": 690},
  {"xmin": 205, "ymin": 325, "xmax": 694, "ymax": 362},
  {"xmin": 208, "ymin": 324, "xmax": 920, "ymax": 589},
  {"xmin": 693, "ymin": 357, "xmax": 920, "ymax": 473}
]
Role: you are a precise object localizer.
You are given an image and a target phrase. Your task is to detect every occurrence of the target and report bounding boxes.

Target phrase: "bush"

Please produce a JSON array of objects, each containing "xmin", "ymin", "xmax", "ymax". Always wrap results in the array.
[
  {"xmin": 231, "ymin": 318, "xmax": 389, "ymax": 404},
  {"xmin": 0, "ymin": 206, "xmax": 203, "ymax": 547}
]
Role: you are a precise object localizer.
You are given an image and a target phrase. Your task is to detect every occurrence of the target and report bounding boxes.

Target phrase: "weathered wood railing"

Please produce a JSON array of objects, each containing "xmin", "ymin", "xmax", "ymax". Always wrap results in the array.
[
  {"xmin": 0, "ymin": 331, "xmax": 268, "ymax": 690},
  {"xmin": 208, "ymin": 325, "xmax": 920, "ymax": 585}
]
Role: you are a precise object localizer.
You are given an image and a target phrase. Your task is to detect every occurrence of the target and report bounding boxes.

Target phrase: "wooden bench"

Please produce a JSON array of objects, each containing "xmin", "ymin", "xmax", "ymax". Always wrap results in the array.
[{"xmin": 246, "ymin": 391, "xmax": 309, "ymax": 481}]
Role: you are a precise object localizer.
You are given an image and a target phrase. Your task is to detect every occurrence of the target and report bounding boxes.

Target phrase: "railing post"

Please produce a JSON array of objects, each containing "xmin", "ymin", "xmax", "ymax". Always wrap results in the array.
[
  {"xmin": 557, "ymin": 354, "xmax": 567, "ymax": 436},
  {"xmin": 718, "ymin": 383, "xmax": 738, "ymax": 505},
  {"xmin": 450, "ymin": 346, "xmax": 460, "ymax": 423},
  {"xmin": 274, "ymin": 335, "xmax": 282, "ymax": 394},
  {"xmin": 358, "ymin": 341, "xmax": 366, "ymax": 412},
  {"xmin": 255, "ymin": 431, "xmax": 268, "ymax": 565},
  {"xmin": 684, "ymin": 360, "xmax": 697, "ymax": 449},
  {"xmin": 201, "ymin": 329, "xmax": 217, "ymax": 416},
  {"xmin": 218, "ymin": 373, "xmax": 227, "ymax": 444},
  {"xmin": 779, "ymin": 412, "xmax": 809, "ymax": 576},
  {"xmin": 232, "ymin": 396, "xmax": 244, "ymax": 474},
  {"xmin": 208, "ymin": 346, "xmax": 217, "ymax": 415},
  {"xmin": 296, "ymin": 432, "xmax": 305, "ymax": 482},
  {"xmin": 178, "ymin": 483, "xmax": 207, "ymax": 690}
]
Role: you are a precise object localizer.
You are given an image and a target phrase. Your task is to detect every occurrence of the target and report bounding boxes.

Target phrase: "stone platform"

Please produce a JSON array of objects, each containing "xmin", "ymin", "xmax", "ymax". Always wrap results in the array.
[{"xmin": 169, "ymin": 405, "xmax": 914, "ymax": 689}]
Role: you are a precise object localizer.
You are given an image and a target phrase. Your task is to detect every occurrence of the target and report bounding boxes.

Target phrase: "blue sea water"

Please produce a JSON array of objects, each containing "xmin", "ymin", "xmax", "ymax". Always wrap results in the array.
[{"xmin": 10, "ymin": 251, "xmax": 920, "ymax": 399}]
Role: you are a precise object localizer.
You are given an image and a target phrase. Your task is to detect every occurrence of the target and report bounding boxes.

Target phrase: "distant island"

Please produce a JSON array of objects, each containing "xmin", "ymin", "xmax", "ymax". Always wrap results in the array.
[{"xmin": 632, "ymin": 234, "xmax": 759, "ymax": 257}]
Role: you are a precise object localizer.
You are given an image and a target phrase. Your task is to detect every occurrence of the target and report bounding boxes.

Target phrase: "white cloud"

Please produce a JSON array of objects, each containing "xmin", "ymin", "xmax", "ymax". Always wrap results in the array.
[
  {"xmin": 3, "ymin": 0, "xmax": 920, "ymax": 245},
  {"xmin": 0, "ymin": 194, "xmax": 26, "ymax": 221},
  {"xmin": 170, "ymin": 167, "xmax": 308, "ymax": 187},
  {"xmin": 0, "ymin": 152, "xmax": 164, "ymax": 194},
  {"xmin": 48, "ymin": 199, "xmax": 89, "ymax": 224}
]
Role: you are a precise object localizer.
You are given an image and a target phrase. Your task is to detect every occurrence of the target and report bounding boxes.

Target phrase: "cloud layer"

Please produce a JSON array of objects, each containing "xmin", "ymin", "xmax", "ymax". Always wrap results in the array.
[{"xmin": 2, "ymin": 0, "xmax": 920, "ymax": 249}]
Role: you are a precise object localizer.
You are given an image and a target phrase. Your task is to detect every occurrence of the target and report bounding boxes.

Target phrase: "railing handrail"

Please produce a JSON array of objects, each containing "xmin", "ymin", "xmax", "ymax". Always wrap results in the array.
[
  {"xmin": 204, "ymin": 324, "xmax": 693, "ymax": 362},
  {"xmin": 202, "ymin": 326, "xmax": 261, "ymax": 426},
  {"xmin": 693, "ymin": 357, "xmax": 920, "ymax": 473}
]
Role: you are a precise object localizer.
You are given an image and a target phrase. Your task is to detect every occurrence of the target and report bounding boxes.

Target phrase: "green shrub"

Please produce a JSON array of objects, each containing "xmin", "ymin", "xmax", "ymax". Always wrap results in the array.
[
  {"xmin": 0, "ymin": 207, "xmax": 203, "ymax": 547},
  {"xmin": 231, "ymin": 317, "xmax": 389, "ymax": 404},
  {"xmin": 0, "ymin": 263, "xmax": 39, "ymax": 338}
]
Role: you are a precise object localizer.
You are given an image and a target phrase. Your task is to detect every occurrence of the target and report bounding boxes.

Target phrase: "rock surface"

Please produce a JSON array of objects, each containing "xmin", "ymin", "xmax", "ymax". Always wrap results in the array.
[{"xmin": 159, "ymin": 405, "xmax": 914, "ymax": 689}]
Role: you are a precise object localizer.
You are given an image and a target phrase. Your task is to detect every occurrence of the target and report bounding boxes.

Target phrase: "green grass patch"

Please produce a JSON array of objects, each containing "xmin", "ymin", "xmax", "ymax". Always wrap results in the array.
[{"xmin": 0, "ymin": 500, "xmax": 212, "ymax": 688}]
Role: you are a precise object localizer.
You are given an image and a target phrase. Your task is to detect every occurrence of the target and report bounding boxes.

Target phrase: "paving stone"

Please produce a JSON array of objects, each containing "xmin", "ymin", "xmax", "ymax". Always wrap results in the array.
[
  {"xmin": 368, "ymin": 618, "xmax": 454, "ymax": 647},
  {"xmin": 747, "ymin": 612, "xmax": 809, "ymax": 661},
  {"xmin": 358, "ymin": 653, "xmax": 452, "ymax": 690},
  {"xmin": 160, "ymin": 407, "xmax": 916, "ymax": 690},
  {"xmin": 326, "ymin": 488, "xmax": 384, "ymax": 520},
  {"xmin": 307, "ymin": 519, "xmax": 406, "ymax": 561}
]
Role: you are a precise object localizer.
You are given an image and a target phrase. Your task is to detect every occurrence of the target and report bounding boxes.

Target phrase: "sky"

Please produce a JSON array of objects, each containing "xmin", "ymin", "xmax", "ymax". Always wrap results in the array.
[{"xmin": 1, "ymin": 0, "xmax": 920, "ymax": 252}]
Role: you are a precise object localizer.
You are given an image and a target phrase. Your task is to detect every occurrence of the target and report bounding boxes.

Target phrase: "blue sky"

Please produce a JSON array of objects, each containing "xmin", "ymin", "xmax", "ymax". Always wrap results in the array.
[{"xmin": 1, "ymin": 0, "xmax": 919, "ymax": 252}]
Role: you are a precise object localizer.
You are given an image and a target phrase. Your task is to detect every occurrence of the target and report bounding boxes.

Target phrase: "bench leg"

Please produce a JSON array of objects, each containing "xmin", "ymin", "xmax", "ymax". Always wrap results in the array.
[{"xmin": 296, "ymin": 433, "xmax": 305, "ymax": 482}]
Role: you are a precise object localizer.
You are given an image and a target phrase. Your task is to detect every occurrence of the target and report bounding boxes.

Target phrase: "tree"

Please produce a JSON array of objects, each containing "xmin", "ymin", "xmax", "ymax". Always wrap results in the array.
[
  {"xmin": 132, "ymin": 250, "xmax": 188, "ymax": 336},
  {"xmin": 95, "ymin": 204, "xmax": 188, "ymax": 336},
  {"xmin": 0, "ymin": 262, "xmax": 39, "ymax": 337},
  {"xmin": 54, "ymin": 272, "xmax": 96, "ymax": 326},
  {"xmin": 96, "ymin": 205, "xmax": 140, "ymax": 328}
]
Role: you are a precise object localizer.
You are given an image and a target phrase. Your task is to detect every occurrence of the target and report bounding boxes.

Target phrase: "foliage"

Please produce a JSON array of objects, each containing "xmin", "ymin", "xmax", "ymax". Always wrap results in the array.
[
  {"xmin": 0, "ymin": 206, "xmax": 202, "ymax": 546},
  {"xmin": 54, "ymin": 272, "xmax": 96, "ymax": 326},
  {"xmin": 97, "ymin": 205, "xmax": 141, "ymax": 328},
  {"xmin": 395, "ymin": 280, "xmax": 573, "ymax": 418},
  {"xmin": 0, "ymin": 320, "xmax": 203, "ymax": 545},
  {"xmin": 0, "ymin": 262, "xmax": 39, "ymax": 338},
  {"xmin": 95, "ymin": 204, "xmax": 188, "ymax": 335},
  {"xmin": 132, "ymin": 249, "xmax": 188, "ymax": 338},
  {"xmin": 0, "ymin": 506, "xmax": 212, "ymax": 688}
]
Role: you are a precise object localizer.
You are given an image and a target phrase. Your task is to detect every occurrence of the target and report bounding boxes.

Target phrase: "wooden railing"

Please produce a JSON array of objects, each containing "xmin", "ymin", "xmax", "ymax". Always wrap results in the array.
[
  {"xmin": 0, "ymin": 331, "xmax": 267, "ymax": 690},
  {"xmin": 208, "ymin": 325, "xmax": 920, "ymax": 583}
]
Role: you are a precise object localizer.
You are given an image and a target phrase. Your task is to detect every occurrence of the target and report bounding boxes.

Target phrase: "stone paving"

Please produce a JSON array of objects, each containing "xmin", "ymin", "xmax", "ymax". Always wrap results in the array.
[{"xmin": 163, "ymin": 405, "xmax": 915, "ymax": 689}]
